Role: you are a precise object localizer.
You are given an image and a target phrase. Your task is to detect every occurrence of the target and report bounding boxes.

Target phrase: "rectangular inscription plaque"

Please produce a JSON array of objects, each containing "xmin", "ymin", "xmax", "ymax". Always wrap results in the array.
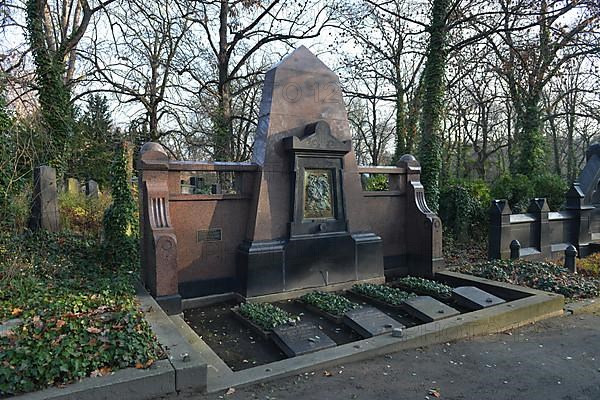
[
  {"xmin": 303, "ymin": 169, "xmax": 334, "ymax": 219},
  {"xmin": 197, "ymin": 228, "xmax": 222, "ymax": 242}
]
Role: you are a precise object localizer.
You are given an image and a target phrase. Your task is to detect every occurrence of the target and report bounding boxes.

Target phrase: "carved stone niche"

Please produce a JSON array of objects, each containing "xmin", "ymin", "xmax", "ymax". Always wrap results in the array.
[{"xmin": 283, "ymin": 120, "xmax": 352, "ymax": 237}]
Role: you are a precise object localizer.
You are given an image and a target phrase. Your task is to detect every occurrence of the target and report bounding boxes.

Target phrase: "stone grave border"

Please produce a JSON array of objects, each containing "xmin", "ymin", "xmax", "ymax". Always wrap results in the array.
[
  {"xmin": 12, "ymin": 282, "xmax": 207, "ymax": 400},
  {"xmin": 167, "ymin": 272, "xmax": 565, "ymax": 394},
  {"xmin": 11, "ymin": 273, "xmax": 570, "ymax": 399}
]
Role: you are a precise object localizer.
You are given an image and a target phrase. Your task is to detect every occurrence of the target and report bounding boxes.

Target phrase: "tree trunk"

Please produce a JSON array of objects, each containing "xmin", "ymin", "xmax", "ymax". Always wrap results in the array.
[
  {"xmin": 214, "ymin": 0, "xmax": 233, "ymax": 161},
  {"xmin": 516, "ymin": 95, "xmax": 545, "ymax": 176},
  {"xmin": 418, "ymin": 0, "xmax": 451, "ymax": 212}
]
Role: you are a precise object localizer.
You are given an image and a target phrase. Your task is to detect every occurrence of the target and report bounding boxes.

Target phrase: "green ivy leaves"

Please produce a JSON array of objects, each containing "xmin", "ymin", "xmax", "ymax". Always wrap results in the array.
[
  {"xmin": 352, "ymin": 283, "xmax": 415, "ymax": 306},
  {"xmin": 453, "ymin": 259, "xmax": 600, "ymax": 299},
  {"xmin": 391, "ymin": 276, "xmax": 453, "ymax": 298},
  {"xmin": 300, "ymin": 292, "xmax": 359, "ymax": 317},
  {"xmin": 237, "ymin": 303, "xmax": 297, "ymax": 331}
]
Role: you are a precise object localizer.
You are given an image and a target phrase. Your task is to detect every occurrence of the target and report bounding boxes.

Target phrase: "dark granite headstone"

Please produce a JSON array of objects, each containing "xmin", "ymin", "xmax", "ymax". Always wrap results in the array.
[
  {"xmin": 271, "ymin": 322, "xmax": 336, "ymax": 357},
  {"xmin": 451, "ymin": 286, "xmax": 505, "ymax": 310},
  {"xmin": 343, "ymin": 306, "xmax": 405, "ymax": 338},
  {"xmin": 403, "ymin": 296, "xmax": 460, "ymax": 322}
]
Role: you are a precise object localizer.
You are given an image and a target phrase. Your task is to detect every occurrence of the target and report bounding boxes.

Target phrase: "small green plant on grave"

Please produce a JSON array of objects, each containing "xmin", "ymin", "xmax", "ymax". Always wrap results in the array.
[
  {"xmin": 352, "ymin": 283, "xmax": 416, "ymax": 306},
  {"xmin": 300, "ymin": 291, "xmax": 359, "ymax": 316},
  {"xmin": 237, "ymin": 303, "xmax": 298, "ymax": 331},
  {"xmin": 392, "ymin": 276, "xmax": 453, "ymax": 298}
]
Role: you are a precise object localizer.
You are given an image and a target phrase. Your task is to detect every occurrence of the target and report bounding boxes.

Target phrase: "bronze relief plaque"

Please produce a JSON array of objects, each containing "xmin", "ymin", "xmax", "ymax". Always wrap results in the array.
[{"xmin": 303, "ymin": 169, "xmax": 334, "ymax": 219}]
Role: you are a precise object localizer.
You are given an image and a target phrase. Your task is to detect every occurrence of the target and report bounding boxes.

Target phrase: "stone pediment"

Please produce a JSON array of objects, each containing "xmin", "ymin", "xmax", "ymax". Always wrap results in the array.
[{"xmin": 284, "ymin": 120, "xmax": 351, "ymax": 154}]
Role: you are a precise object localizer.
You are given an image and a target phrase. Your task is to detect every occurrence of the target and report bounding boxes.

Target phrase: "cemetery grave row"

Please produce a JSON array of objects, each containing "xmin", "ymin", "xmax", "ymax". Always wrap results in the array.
[{"xmin": 183, "ymin": 277, "xmax": 509, "ymax": 370}]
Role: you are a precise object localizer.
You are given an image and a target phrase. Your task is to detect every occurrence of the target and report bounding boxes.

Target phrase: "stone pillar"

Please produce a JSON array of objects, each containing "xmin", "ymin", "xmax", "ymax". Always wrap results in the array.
[
  {"xmin": 510, "ymin": 240, "xmax": 521, "ymax": 260},
  {"xmin": 527, "ymin": 198, "xmax": 551, "ymax": 258},
  {"xmin": 488, "ymin": 200, "xmax": 512, "ymax": 260},
  {"xmin": 29, "ymin": 166, "xmax": 60, "ymax": 232},
  {"xmin": 564, "ymin": 245, "xmax": 577, "ymax": 273},
  {"xmin": 565, "ymin": 183, "xmax": 593, "ymax": 257},
  {"xmin": 398, "ymin": 154, "xmax": 444, "ymax": 278},
  {"xmin": 137, "ymin": 142, "xmax": 181, "ymax": 314}
]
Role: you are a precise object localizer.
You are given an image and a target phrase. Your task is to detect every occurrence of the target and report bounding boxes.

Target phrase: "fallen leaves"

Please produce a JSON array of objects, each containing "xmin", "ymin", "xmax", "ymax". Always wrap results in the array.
[
  {"xmin": 428, "ymin": 388, "xmax": 441, "ymax": 398},
  {"xmin": 90, "ymin": 366, "xmax": 112, "ymax": 377},
  {"xmin": 323, "ymin": 370, "xmax": 333, "ymax": 377},
  {"xmin": 225, "ymin": 387, "xmax": 236, "ymax": 395},
  {"xmin": 86, "ymin": 326, "xmax": 102, "ymax": 334},
  {"xmin": 135, "ymin": 359, "xmax": 154, "ymax": 369},
  {"xmin": 11, "ymin": 308, "xmax": 23, "ymax": 317}
]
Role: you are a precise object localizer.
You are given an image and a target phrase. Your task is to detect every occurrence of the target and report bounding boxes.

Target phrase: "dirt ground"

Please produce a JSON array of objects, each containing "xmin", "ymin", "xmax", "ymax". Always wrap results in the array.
[{"xmin": 160, "ymin": 311, "xmax": 600, "ymax": 400}]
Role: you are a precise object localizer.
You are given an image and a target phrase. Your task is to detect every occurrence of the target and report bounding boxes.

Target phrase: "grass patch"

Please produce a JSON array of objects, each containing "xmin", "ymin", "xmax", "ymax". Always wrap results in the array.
[
  {"xmin": 0, "ymin": 231, "xmax": 161, "ymax": 396},
  {"xmin": 391, "ymin": 276, "xmax": 453, "ymax": 298},
  {"xmin": 352, "ymin": 283, "xmax": 415, "ymax": 306},
  {"xmin": 577, "ymin": 253, "xmax": 600, "ymax": 278},
  {"xmin": 237, "ymin": 303, "xmax": 298, "ymax": 331},
  {"xmin": 300, "ymin": 291, "xmax": 359, "ymax": 317},
  {"xmin": 452, "ymin": 259, "xmax": 600, "ymax": 299}
]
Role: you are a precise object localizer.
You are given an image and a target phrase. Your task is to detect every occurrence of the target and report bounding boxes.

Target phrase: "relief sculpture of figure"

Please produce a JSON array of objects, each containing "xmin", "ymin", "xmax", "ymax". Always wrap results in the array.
[{"xmin": 304, "ymin": 170, "xmax": 333, "ymax": 219}]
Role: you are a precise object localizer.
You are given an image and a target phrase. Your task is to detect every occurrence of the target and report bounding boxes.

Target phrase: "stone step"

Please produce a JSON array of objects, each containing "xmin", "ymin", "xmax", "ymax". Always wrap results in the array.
[
  {"xmin": 402, "ymin": 296, "xmax": 460, "ymax": 323},
  {"xmin": 452, "ymin": 286, "xmax": 505, "ymax": 310},
  {"xmin": 343, "ymin": 306, "xmax": 405, "ymax": 338}
]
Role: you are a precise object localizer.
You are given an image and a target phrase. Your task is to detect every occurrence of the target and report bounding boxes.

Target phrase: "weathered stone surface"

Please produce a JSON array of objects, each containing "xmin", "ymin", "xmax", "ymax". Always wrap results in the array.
[
  {"xmin": 86, "ymin": 180, "xmax": 99, "ymax": 198},
  {"xmin": 29, "ymin": 165, "xmax": 60, "ymax": 232},
  {"xmin": 271, "ymin": 322, "xmax": 336, "ymax": 357},
  {"xmin": 403, "ymin": 296, "xmax": 460, "ymax": 322},
  {"xmin": 67, "ymin": 177, "xmax": 79, "ymax": 194},
  {"xmin": 452, "ymin": 286, "xmax": 506, "ymax": 310},
  {"xmin": 343, "ymin": 306, "xmax": 405, "ymax": 338},
  {"xmin": 239, "ymin": 46, "xmax": 384, "ymax": 297},
  {"xmin": 0, "ymin": 318, "xmax": 22, "ymax": 337}
]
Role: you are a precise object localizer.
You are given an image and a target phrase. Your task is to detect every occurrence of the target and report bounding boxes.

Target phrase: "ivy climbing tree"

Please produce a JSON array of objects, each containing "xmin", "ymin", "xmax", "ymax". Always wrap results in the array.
[
  {"xmin": 418, "ymin": 0, "xmax": 451, "ymax": 212},
  {"xmin": 103, "ymin": 142, "xmax": 139, "ymax": 269},
  {"xmin": 25, "ymin": 0, "xmax": 114, "ymax": 174}
]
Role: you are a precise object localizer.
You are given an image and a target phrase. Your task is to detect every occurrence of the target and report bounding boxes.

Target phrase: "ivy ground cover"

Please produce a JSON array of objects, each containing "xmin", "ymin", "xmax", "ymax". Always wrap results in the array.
[
  {"xmin": 452, "ymin": 259, "xmax": 600, "ymax": 299},
  {"xmin": 0, "ymin": 231, "xmax": 161, "ymax": 396}
]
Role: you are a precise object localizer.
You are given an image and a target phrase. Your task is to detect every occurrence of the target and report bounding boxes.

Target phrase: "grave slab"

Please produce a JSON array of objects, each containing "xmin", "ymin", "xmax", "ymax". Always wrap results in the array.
[
  {"xmin": 343, "ymin": 306, "xmax": 405, "ymax": 338},
  {"xmin": 403, "ymin": 296, "xmax": 460, "ymax": 322},
  {"xmin": 271, "ymin": 322, "xmax": 336, "ymax": 357},
  {"xmin": 452, "ymin": 286, "xmax": 505, "ymax": 310}
]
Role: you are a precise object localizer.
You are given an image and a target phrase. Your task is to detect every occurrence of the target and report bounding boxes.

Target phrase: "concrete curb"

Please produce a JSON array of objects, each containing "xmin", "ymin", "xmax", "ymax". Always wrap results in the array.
[
  {"xmin": 11, "ymin": 360, "xmax": 174, "ymax": 400},
  {"xmin": 203, "ymin": 273, "xmax": 564, "ymax": 393},
  {"xmin": 135, "ymin": 282, "xmax": 208, "ymax": 393},
  {"xmin": 565, "ymin": 297, "xmax": 600, "ymax": 314},
  {"xmin": 11, "ymin": 282, "xmax": 207, "ymax": 400}
]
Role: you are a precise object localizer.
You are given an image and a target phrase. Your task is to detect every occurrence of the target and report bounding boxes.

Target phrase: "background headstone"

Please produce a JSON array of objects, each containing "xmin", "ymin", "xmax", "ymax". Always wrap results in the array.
[
  {"xmin": 66, "ymin": 177, "xmax": 79, "ymax": 194},
  {"xmin": 29, "ymin": 166, "xmax": 60, "ymax": 232},
  {"xmin": 86, "ymin": 180, "xmax": 99, "ymax": 198}
]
